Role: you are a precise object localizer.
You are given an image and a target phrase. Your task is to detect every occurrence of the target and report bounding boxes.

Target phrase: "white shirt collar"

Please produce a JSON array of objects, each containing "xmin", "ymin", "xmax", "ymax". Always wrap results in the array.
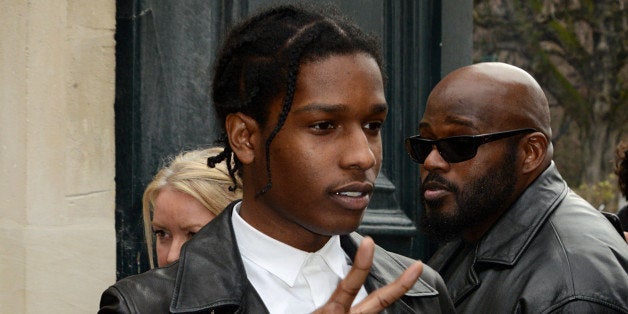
[{"xmin": 232, "ymin": 202, "xmax": 348, "ymax": 286}]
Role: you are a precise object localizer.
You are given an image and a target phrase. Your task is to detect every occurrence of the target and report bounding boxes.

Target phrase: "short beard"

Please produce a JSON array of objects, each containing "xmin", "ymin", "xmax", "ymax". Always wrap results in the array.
[{"xmin": 420, "ymin": 143, "xmax": 518, "ymax": 243}]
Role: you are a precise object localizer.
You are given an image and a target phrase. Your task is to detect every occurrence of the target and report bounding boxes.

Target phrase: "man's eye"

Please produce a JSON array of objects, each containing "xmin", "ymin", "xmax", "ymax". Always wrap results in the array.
[
  {"xmin": 311, "ymin": 122, "xmax": 335, "ymax": 130},
  {"xmin": 364, "ymin": 122, "xmax": 383, "ymax": 131}
]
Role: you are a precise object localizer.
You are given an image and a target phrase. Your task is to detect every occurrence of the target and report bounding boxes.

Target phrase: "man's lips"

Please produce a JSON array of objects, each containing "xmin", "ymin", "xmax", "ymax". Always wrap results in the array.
[
  {"xmin": 421, "ymin": 181, "xmax": 451, "ymax": 201},
  {"xmin": 330, "ymin": 182, "xmax": 374, "ymax": 211}
]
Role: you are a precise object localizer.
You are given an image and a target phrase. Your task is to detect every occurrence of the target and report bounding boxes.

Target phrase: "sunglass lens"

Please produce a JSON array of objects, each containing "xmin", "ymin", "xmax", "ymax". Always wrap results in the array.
[
  {"xmin": 405, "ymin": 138, "xmax": 427, "ymax": 163},
  {"xmin": 416, "ymin": 141, "xmax": 432, "ymax": 163},
  {"xmin": 410, "ymin": 140, "xmax": 433, "ymax": 163},
  {"xmin": 406, "ymin": 137, "xmax": 480, "ymax": 164},
  {"xmin": 439, "ymin": 138, "xmax": 478, "ymax": 163}
]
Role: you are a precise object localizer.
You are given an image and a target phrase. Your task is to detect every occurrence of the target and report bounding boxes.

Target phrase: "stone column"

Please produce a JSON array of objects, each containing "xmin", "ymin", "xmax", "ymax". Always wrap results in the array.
[{"xmin": 0, "ymin": 1, "xmax": 116, "ymax": 312}]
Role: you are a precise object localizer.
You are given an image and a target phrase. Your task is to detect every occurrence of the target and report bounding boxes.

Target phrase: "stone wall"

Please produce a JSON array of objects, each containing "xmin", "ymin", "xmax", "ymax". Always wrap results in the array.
[{"xmin": 0, "ymin": 0, "xmax": 116, "ymax": 312}]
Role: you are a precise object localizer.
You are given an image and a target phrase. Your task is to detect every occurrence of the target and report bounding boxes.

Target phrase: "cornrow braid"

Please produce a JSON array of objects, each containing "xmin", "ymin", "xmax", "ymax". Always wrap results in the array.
[
  {"xmin": 256, "ymin": 25, "xmax": 327, "ymax": 196},
  {"xmin": 207, "ymin": 142, "xmax": 241, "ymax": 192},
  {"xmin": 210, "ymin": 4, "xmax": 384, "ymax": 195}
]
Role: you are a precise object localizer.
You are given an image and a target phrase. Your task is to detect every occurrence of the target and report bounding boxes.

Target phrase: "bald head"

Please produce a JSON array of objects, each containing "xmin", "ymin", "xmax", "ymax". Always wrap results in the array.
[{"xmin": 426, "ymin": 62, "xmax": 552, "ymax": 140}]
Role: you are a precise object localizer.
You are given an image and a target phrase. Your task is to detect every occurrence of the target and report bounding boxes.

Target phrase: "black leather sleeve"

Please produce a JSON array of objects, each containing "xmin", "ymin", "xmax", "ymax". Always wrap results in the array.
[
  {"xmin": 97, "ymin": 265, "xmax": 178, "ymax": 313},
  {"xmin": 98, "ymin": 286, "xmax": 132, "ymax": 314}
]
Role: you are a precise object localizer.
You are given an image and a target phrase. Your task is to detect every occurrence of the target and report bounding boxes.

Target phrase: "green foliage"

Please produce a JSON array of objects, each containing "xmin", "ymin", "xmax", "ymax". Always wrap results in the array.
[
  {"xmin": 547, "ymin": 19, "xmax": 583, "ymax": 55},
  {"xmin": 473, "ymin": 0, "xmax": 627, "ymax": 184},
  {"xmin": 573, "ymin": 173, "xmax": 620, "ymax": 213},
  {"xmin": 535, "ymin": 50, "xmax": 591, "ymax": 130}
]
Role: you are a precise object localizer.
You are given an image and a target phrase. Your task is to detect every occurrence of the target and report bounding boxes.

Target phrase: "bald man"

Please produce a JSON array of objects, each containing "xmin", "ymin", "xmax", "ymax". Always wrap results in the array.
[{"xmin": 405, "ymin": 62, "xmax": 628, "ymax": 312}]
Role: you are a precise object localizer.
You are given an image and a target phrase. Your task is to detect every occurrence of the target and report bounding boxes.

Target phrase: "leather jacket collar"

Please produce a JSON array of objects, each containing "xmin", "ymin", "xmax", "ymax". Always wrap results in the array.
[
  {"xmin": 476, "ymin": 162, "xmax": 568, "ymax": 265},
  {"xmin": 171, "ymin": 201, "xmax": 263, "ymax": 313}
]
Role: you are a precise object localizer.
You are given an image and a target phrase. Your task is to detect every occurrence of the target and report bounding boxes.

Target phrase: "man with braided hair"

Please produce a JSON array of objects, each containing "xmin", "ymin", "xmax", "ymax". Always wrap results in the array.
[{"xmin": 99, "ymin": 4, "xmax": 454, "ymax": 313}]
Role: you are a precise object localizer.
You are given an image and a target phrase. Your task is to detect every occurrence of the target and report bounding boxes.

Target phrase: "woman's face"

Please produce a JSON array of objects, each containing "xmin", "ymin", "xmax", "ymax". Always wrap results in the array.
[{"xmin": 152, "ymin": 186, "xmax": 216, "ymax": 267}]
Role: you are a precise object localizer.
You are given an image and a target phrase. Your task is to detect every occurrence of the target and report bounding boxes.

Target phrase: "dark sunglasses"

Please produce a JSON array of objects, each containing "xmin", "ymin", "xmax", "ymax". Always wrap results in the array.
[{"xmin": 405, "ymin": 128, "xmax": 537, "ymax": 164}]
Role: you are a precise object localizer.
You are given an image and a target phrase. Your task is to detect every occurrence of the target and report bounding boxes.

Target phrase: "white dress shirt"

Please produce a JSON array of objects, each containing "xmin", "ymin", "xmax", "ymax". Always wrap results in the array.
[{"xmin": 231, "ymin": 202, "xmax": 368, "ymax": 313}]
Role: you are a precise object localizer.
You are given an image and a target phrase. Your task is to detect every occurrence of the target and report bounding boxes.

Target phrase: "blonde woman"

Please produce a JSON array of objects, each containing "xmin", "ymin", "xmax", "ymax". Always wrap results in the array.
[{"xmin": 142, "ymin": 146, "xmax": 241, "ymax": 267}]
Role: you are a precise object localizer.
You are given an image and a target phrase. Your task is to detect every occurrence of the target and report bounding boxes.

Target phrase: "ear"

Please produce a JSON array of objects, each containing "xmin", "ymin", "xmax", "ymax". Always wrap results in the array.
[
  {"xmin": 521, "ymin": 132, "xmax": 548, "ymax": 174},
  {"xmin": 225, "ymin": 113, "xmax": 260, "ymax": 165}
]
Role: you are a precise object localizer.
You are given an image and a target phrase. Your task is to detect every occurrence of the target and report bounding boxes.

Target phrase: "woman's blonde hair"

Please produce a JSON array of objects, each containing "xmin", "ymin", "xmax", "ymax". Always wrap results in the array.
[{"xmin": 142, "ymin": 146, "xmax": 242, "ymax": 268}]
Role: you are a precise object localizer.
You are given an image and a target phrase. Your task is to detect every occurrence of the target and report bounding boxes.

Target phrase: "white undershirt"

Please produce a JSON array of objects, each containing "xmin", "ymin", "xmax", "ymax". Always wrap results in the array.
[{"xmin": 231, "ymin": 202, "xmax": 368, "ymax": 313}]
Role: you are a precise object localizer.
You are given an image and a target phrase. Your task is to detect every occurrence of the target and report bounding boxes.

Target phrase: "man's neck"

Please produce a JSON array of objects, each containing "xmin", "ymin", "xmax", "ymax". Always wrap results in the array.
[{"xmin": 238, "ymin": 199, "xmax": 332, "ymax": 252}]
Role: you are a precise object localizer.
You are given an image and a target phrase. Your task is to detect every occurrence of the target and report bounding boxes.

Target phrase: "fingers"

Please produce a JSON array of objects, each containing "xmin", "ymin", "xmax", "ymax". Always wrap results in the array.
[
  {"xmin": 350, "ymin": 261, "xmax": 424, "ymax": 314},
  {"xmin": 333, "ymin": 236, "xmax": 375, "ymax": 309},
  {"xmin": 313, "ymin": 237, "xmax": 375, "ymax": 313},
  {"xmin": 313, "ymin": 237, "xmax": 424, "ymax": 314}
]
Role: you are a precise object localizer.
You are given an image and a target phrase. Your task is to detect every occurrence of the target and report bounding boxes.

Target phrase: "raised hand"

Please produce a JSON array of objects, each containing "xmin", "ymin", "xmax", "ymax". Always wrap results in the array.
[{"xmin": 313, "ymin": 237, "xmax": 424, "ymax": 314}]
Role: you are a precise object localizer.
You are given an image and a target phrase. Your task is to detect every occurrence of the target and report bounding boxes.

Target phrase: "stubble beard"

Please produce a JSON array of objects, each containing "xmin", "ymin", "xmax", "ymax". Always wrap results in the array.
[{"xmin": 420, "ymin": 147, "xmax": 518, "ymax": 243}]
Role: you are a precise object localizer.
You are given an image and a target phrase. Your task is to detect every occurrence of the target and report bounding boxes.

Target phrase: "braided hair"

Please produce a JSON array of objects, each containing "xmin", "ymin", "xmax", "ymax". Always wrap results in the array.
[{"xmin": 207, "ymin": 4, "xmax": 384, "ymax": 195}]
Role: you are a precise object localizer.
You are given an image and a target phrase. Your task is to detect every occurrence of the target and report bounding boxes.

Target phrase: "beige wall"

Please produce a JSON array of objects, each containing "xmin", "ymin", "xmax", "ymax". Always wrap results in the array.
[{"xmin": 0, "ymin": 0, "xmax": 116, "ymax": 312}]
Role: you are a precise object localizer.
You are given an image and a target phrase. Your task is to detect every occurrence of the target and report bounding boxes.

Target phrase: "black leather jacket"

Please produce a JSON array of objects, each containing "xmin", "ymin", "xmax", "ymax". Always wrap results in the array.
[
  {"xmin": 429, "ymin": 163, "xmax": 628, "ymax": 313},
  {"xmin": 100, "ymin": 202, "xmax": 455, "ymax": 313}
]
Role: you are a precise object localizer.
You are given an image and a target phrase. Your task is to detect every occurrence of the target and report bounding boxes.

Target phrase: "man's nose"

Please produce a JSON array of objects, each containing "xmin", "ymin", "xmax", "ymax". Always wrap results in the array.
[{"xmin": 339, "ymin": 128, "xmax": 377, "ymax": 170}]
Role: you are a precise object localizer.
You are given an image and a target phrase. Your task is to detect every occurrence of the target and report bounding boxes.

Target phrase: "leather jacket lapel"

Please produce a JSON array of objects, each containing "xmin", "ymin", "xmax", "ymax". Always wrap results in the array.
[
  {"xmin": 475, "ymin": 163, "xmax": 568, "ymax": 265},
  {"xmin": 170, "ymin": 201, "xmax": 268, "ymax": 313}
]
